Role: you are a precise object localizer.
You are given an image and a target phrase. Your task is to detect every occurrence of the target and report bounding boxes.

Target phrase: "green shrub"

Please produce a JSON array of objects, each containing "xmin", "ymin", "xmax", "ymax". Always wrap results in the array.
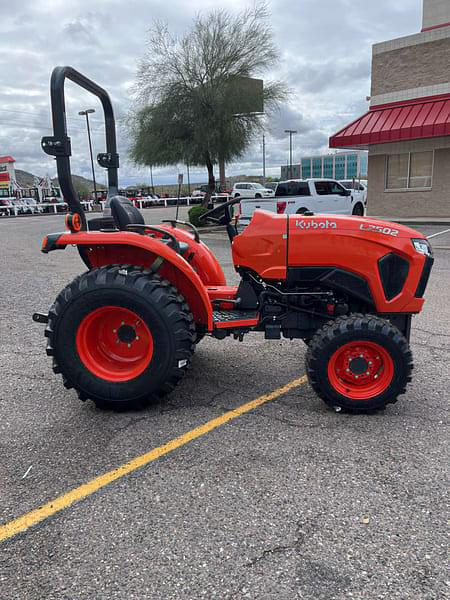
[{"xmin": 188, "ymin": 205, "xmax": 209, "ymax": 227}]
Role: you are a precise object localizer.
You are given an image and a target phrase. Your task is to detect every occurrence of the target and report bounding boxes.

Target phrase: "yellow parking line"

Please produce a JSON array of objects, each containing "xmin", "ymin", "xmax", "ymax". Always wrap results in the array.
[{"xmin": 0, "ymin": 375, "xmax": 307, "ymax": 544}]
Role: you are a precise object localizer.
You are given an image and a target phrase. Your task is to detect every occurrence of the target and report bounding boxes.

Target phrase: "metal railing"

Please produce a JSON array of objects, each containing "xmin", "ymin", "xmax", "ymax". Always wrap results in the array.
[{"xmin": 0, "ymin": 196, "xmax": 230, "ymax": 217}]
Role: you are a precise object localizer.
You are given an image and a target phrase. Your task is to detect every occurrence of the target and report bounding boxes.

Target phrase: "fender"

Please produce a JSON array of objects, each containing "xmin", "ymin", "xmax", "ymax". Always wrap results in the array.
[
  {"xmin": 158, "ymin": 225, "xmax": 226, "ymax": 287},
  {"xmin": 42, "ymin": 231, "xmax": 214, "ymax": 329}
]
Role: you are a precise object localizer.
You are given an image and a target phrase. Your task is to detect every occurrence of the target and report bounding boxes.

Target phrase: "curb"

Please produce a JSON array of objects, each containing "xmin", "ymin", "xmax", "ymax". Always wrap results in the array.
[
  {"xmin": 197, "ymin": 225, "xmax": 226, "ymax": 234},
  {"xmin": 373, "ymin": 217, "xmax": 450, "ymax": 226}
]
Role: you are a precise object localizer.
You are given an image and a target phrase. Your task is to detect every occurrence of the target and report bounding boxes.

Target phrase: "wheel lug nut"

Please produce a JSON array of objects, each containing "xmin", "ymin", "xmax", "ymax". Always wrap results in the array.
[
  {"xmin": 127, "ymin": 343, "xmax": 131, "ymax": 348},
  {"xmin": 366, "ymin": 371, "xmax": 370, "ymax": 375},
  {"xmin": 121, "ymin": 321, "xmax": 125, "ymax": 325},
  {"xmin": 113, "ymin": 329, "xmax": 117, "ymax": 333},
  {"xmin": 136, "ymin": 336, "xmax": 140, "ymax": 340}
]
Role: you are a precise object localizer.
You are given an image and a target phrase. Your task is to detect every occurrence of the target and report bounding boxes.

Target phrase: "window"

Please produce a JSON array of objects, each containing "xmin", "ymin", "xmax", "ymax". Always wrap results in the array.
[
  {"xmin": 386, "ymin": 154, "xmax": 409, "ymax": 189},
  {"xmin": 289, "ymin": 182, "xmax": 310, "ymax": 196},
  {"xmin": 329, "ymin": 182, "xmax": 346, "ymax": 195},
  {"xmin": 312, "ymin": 158, "xmax": 322, "ymax": 178},
  {"xmin": 275, "ymin": 183, "xmax": 289, "ymax": 196},
  {"xmin": 324, "ymin": 157, "xmax": 333, "ymax": 178},
  {"xmin": 302, "ymin": 164, "xmax": 311, "ymax": 178},
  {"xmin": 409, "ymin": 152, "xmax": 433, "ymax": 188},
  {"xmin": 315, "ymin": 181, "xmax": 330, "ymax": 195},
  {"xmin": 386, "ymin": 151, "xmax": 433, "ymax": 190}
]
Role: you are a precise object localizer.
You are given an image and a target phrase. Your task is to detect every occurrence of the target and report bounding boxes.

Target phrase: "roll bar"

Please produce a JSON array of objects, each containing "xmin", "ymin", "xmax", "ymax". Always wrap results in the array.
[{"xmin": 41, "ymin": 66, "xmax": 119, "ymax": 230}]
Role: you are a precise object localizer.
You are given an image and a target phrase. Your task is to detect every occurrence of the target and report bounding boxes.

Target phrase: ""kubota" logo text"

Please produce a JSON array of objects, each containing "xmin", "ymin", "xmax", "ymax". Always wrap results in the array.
[{"xmin": 295, "ymin": 219, "xmax": 337, "ymax": 229}]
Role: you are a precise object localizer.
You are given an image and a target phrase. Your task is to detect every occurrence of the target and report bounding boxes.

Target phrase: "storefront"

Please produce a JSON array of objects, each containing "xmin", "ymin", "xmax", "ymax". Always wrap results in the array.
[
  {"xmin": 0, "ymin": 156, "xmax": 16, "ymax": 197},
  {"xmin": 329, "ymin": 0, "xmax": 450, "ymax": 217}
]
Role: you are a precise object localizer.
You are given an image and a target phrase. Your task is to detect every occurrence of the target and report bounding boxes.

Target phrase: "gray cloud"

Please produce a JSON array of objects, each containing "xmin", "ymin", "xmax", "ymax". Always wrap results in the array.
[{"xmin": 0, "ymin": 0, "xmax": 421, "ymax": 184}]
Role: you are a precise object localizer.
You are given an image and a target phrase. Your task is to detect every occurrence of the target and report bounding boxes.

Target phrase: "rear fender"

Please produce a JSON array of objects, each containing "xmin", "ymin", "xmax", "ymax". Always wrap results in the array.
[
  {"xmin": 42, "ymin": 231, "xmax": 213, "ymax": 329},
  {"xmin": 158, "ymin": 225, "xmax": 226, "ymax": 286}
]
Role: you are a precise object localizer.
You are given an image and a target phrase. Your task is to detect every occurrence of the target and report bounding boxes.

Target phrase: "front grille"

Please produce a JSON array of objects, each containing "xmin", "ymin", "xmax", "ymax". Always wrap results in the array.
[
  {"xmin": 378, "ymin": 253, "xmax": 410, "ymax": 301},
  {"xmin": 415, "ymin": 256, "xmax": 434, "ymax": 298}
]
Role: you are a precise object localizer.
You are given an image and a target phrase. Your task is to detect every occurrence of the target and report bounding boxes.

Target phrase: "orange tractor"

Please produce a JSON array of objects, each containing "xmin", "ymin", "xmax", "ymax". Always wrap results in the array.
[{"xmin": 35, "ymin": 67, "xmax": 433, "ymax": 412}]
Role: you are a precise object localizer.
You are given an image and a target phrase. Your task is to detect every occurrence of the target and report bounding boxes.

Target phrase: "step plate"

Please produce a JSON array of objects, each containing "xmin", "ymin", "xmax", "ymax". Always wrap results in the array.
[{"xmin": 213, "ymin": 310, "xmax": 259, "ymax": 329}]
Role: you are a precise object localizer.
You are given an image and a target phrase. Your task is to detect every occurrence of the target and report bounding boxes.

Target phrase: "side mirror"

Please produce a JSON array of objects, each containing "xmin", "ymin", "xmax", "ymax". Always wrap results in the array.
[{"xmin": 344, "ymin": 189, "xmax": 352, "ymax": 196}]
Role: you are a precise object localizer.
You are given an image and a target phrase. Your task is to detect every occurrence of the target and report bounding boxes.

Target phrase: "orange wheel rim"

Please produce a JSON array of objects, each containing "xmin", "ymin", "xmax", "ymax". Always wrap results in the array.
[
  {"xmin": 76, "ymin": 306, "xmax": 153, "ymax": 382},
  {"xmin": 328, "ymin": 341, "xmax": 394, "ymax": 400}
]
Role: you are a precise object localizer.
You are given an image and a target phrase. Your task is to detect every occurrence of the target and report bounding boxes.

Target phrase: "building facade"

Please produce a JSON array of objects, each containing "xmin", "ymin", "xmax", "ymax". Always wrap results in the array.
[
  {"xmin": 0, "ymin": 156, "xmax": 16, "ymax": 197},
  {"xmin": 280, "ymin": 151, "xmax": 367, "ymax": 181},
  {"xmin": 330, "ymin": 0, "xmax": 450, "ymax": 217}
]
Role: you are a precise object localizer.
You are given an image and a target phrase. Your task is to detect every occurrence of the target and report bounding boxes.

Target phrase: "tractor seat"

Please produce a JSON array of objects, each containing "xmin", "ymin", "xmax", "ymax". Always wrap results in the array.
[
  {"xmin": 109, "ymin": 196, "xmax": 189, "ymax": 256},
  {"xmin": 110, "ymin": 196, "xmax": 145, "ymax": 229}
]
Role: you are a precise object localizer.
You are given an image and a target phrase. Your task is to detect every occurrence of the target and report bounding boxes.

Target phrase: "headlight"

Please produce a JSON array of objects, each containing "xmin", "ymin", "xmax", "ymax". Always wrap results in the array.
[{"xmin": 411, "ymin": 238, "xmax": 433, "ymax": 256}]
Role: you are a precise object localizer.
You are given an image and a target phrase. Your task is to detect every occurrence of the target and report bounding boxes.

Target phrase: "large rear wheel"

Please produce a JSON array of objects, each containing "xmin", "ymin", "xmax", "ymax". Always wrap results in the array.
[
  {"xmin": 45, "ymin": 266, "xmax": 195, "ymax": 409},
  {"xmin": 306, "ymin": 314, "xmax": 412, "ymax": 412}
]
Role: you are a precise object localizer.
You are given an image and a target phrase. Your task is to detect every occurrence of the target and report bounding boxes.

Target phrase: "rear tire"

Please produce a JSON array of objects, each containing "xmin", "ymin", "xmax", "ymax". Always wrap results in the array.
[
  {"xmin": 45, "ymin": 266, "xmax": 195, "ymax": 409},
  {"xmin": 306, "ymin": 314, "xmax": 412, "ymax": 412},
  {"xmin": 352, "ymin": 203, "xmax": 364, "ymax": 216}
]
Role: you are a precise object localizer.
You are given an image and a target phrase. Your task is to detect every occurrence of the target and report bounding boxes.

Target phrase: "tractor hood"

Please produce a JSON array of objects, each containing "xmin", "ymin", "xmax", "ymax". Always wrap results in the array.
[{"xmin": 232, "ymin": 210, "xmax": 430, "ymax": 314}]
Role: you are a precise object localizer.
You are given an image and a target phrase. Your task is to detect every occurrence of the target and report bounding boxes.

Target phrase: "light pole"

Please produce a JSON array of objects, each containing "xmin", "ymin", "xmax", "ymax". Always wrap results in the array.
[
  {"xmin": 284, "ymin": 129, "xmax": 297, "ymax": 179},
  {"xmin": 79, "ymin": 109, "xmax": 97, "ymax": 201},
  {"xmin": 262, "ymin": 134, "xmax": 266, "ymax": 185}
]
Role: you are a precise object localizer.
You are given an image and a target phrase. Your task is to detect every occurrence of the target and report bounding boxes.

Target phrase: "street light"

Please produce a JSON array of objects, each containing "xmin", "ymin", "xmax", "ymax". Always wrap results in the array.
[
  {"xmin": 79, "ymin": 108, "xmax": 97, "ymax": 202},
  {"xmin": 284, "ymin": 129, "xmax": 297, "ymax": 179},
  {"xmin": 262, "ymin": 134, "xmax": 266, "ymax": 185}
]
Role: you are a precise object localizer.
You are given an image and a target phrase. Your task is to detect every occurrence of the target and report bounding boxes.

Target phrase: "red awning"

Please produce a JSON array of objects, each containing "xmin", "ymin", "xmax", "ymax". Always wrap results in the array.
[{"xmin": 330, "ymin": 94, "xmax": 450, "ymax": 149}]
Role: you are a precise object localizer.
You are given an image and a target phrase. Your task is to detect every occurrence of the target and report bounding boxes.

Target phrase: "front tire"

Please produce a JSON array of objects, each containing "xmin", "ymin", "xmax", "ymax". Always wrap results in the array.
[
  {"xmin": 306, "ymin": 315, "xmax": 412, "ymax": 412},
  {"xmin": 45, "ymin": 266, "xmax": 195, "ymax": 409}
]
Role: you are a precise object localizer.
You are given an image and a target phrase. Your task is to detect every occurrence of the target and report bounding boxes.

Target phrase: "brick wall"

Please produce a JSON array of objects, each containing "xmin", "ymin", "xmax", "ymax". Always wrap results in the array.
[
  {"xmin": 367, "ymin": 141, "xmax": 450, "ymax": 218},
  {"xmin": 371, "ymin": 37, "xmax": 450, "ymax": 96}
]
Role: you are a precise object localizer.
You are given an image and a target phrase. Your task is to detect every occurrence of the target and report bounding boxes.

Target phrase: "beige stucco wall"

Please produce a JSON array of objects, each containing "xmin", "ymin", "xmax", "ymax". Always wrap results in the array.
[
  {"xmin": 367, "ymin": 139, "xmax": 450, "ymax": 218},
  {"xmin": 371, "ymin": 37, "xmax": 450, "ymax": 97}
]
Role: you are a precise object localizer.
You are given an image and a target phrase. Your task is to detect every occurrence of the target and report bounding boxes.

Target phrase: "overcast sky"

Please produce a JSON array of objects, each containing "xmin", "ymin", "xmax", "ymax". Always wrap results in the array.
[{"xmin": 1, "ymin": 0, "xmax": 422, "ymax": 186}]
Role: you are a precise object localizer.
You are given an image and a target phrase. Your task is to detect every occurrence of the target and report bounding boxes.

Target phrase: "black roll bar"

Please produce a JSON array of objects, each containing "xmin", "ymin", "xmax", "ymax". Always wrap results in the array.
[{"xmin": 41, "ymin": 66, "xmax": 119, "ymax": 230}]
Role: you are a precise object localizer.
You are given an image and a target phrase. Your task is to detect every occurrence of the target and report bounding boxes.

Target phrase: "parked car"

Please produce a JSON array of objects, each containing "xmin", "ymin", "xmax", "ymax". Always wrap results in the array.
[
  {"xmin": 21, "ymin": 197, "xmax": 43, "ymax": 214},
  {"xmin": 43, "ymin": 196, "xmax": 68, "ymax": 213},
  {"xmin": 237, "ymin": 178, "xmax": 365, "ymax": 228},
  {"xmin": 232, "ymin": 182, "xmax": 275, "ymax": 199},
  {"xmin": 339, "ymin": 180, "xmax": 367, "ymax": 207},
  {"xmin": 191, "ymin": 184, "xmax": 231, "ymax": 198},
  {"xmin": 11, "ymin": 198, "xmax": 27, "ymax": 214},
  {"xmin": 0, "ymin": 197, "xmax": 14, "ymax": 216}
]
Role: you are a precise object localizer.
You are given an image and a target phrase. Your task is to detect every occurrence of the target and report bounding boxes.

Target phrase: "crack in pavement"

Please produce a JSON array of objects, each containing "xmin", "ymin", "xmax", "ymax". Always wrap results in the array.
[{"xmin": 413, "ymin": 327, "xmax": 450, "ymax": 338}]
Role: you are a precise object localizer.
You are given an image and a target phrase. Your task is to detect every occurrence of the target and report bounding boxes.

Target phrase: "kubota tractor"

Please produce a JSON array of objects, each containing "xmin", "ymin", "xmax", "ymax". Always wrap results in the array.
[{"xmin": 34, "ymin": 67, "xmax": 434, "ymax": 413}]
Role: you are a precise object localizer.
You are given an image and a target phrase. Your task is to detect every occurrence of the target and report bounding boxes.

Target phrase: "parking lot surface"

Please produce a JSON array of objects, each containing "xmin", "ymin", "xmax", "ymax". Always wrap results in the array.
[{"xmin": 0, "ymin": 210, "xmax": 448, "ymax": 600}]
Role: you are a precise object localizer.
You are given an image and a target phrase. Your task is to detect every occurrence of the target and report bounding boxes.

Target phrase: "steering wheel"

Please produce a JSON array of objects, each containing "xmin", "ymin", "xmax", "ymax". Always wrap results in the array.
[{"xmin": 198, "ymin": 197, "xmax": 241, "ymax": 225}]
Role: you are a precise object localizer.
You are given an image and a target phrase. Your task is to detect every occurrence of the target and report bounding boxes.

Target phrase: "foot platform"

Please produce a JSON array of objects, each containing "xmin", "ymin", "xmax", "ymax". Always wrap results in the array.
[{"xmin": 213, "ymin": 309, "xmax": 259, "ymax": 329}]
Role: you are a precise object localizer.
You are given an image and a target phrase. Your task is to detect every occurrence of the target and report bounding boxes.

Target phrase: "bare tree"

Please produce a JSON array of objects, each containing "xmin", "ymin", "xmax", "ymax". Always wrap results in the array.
[{"xmin": 129, "ymin": 4, "xmax": 286, "ymax": 206}]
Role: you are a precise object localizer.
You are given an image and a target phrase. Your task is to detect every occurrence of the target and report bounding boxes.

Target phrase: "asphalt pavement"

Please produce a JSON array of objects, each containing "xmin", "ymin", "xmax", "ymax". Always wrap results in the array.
[{"xmin": 0, "ymin": 210, "xmax": 448, "ymax": 600}]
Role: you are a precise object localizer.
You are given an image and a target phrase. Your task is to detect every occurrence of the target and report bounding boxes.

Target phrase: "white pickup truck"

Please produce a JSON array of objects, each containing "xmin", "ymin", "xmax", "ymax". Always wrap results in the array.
[{"xmin": 237, "ymin": 178, "xmax": 365, "ymax": 228}]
